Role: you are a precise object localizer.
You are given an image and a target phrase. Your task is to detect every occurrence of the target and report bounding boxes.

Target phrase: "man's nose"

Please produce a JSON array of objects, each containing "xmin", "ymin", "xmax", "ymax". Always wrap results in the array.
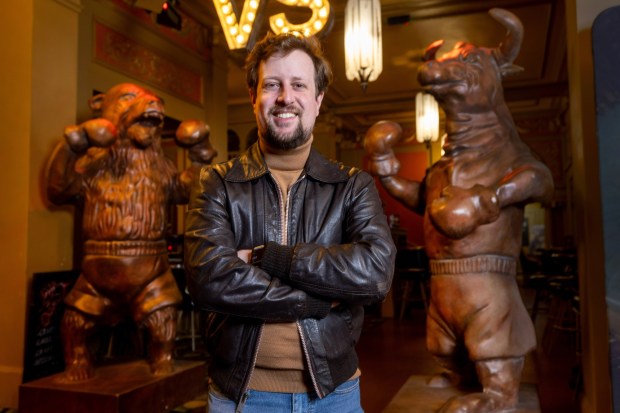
[{"xmin": 277, "ymin": 85, "xmax": 294, "ymax": 105}]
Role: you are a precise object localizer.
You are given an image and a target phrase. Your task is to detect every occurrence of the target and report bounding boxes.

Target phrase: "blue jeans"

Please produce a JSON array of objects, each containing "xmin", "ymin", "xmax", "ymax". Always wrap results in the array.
[{"xmin": 207, "ymin": 378, "xmax": 363, "ymax": 413}]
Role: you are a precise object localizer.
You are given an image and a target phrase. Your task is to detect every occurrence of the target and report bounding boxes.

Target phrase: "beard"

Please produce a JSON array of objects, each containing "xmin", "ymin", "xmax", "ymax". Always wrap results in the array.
[{"xmin": 262, "ymin": 113, "xmax": 313, "ymax": 150}]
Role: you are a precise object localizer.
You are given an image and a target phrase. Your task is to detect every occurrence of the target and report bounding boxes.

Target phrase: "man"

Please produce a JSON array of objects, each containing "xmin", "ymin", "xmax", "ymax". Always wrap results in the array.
[{"xmin": 184, "ymin": 33, "xmax": 396, "ymax": 412}]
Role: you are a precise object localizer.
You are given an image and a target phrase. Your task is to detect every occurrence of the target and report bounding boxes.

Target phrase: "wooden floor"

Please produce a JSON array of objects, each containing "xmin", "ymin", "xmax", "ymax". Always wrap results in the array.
[
  {"xmin": 168, "ymin": 282, "xmax": 581, "ymax": 413},
  {"xmin": 356, "ymin": 286, "xmax": 582, "ymax": 413}
]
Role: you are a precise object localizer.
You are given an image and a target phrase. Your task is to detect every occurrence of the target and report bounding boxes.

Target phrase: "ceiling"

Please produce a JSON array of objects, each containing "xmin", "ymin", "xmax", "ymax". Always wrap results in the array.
[{"xmin": 179, "ymin": 0, "xmax": 569, "ymax": 135}]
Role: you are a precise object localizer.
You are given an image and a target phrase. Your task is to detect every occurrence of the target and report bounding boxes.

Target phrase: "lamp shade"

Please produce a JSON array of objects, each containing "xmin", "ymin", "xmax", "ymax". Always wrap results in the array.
[
  {"xmin": 415, "ymin": 92, "xmax": 440, "ymax": 143},
  {"xmin": 344, "ymin": 0, "xmax": 382, "ymax": 90}
]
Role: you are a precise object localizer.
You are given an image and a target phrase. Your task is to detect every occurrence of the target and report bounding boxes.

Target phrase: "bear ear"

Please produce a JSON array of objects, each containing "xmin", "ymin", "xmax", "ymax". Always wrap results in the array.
[{"xmin": 88, "ymin": 93, "xmax": 105, "ymax": 112}]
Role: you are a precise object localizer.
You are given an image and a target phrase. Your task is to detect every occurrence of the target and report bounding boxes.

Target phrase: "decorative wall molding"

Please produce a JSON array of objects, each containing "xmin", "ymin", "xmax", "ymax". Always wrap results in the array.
[
  {"xmin": 514, "ymin": 113, "xmax": 566, "ymax": 192},
  {"xmin": 515, "ymin": 115, "xmax": 565, "ymax": 136},
  {"xmin": 94, "ymin": 21, "xmax": 203, "ymax": 104},
  {"xmin": 107, "ymin": 0, "xmax": 209, "ymax": 59},
  {"xmin": 54, "ymin": 0, "xmax": 83, "ymax": 13},
  {"xmin": 523, "ymin": 137, "xmax": 563, "ymax": 187}
]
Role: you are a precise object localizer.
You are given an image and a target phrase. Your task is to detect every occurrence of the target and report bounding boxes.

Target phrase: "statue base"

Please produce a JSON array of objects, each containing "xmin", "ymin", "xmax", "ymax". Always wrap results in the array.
[
  {"xmin": 383, "ymin": 375, "xmax": 540, "ymax": 413},
  {"xmin": 19, "ymin": 359, "xmax": 207, "ymax": 413}
]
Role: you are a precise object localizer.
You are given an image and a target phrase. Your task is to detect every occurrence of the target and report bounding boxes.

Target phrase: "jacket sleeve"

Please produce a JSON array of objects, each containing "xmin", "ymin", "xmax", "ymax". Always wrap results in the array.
[
  {"xmin": 261, "ymin": 171, "xmax": 396, "ymax": 305},
  {"xmin": 183, "ymin": 166, "xmax": 332, "ymax": 322}
]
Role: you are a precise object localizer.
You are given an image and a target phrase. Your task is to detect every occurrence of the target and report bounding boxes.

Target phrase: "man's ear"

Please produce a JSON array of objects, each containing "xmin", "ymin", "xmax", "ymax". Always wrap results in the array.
[
  {"xmin": 249, "ymin": 89, "xmax": 257, "ymax": 106},
  {"xmin": 316, "ymin": 92, "xmax": 324, "ymax": 114},
  {"xmin": 88, "ymin": 93, "xmax": 105, "ymax": 112}
]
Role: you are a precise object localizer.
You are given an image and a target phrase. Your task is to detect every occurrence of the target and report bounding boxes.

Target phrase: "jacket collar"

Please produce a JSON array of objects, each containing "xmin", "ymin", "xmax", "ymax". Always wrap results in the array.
[{"xmin": 224, "ymin": 142, "xmax": 351, "ymax": 184}]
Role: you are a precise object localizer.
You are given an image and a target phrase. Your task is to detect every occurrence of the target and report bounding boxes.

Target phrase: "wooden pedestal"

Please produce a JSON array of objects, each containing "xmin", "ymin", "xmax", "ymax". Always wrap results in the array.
[
  {"xmin": 383, "ymin": 375, "xmax": 540, "ymax": 413},
  {"xmin": 19, "ymin": 359, "xmax": 207, "ymax": 413}
]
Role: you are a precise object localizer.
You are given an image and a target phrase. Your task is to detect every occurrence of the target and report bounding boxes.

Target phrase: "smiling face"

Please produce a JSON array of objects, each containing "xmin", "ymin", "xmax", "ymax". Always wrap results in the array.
[{"xmin": 250, "ymin": 50, "xmax": 324, "ymax": 150}]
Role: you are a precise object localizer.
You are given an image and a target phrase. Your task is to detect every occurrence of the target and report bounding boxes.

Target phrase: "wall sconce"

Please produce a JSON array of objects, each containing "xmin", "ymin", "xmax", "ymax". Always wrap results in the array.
[
  {"xmin": 213, "ymin": 0, "xmax": 332, "ymax": 50},
  {"xmin": 344, "ymin": 0, "xmax": 383, "ymax": 92},
  {"xmin": 415, "ymin": 92, "xmax": 440, "ymax": 164}
]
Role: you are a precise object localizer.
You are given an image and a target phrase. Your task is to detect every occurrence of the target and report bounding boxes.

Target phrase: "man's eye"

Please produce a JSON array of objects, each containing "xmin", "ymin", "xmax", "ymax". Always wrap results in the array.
[
  {"xmin": 263, "ymin": 82, "xmax": 279, "ymax": 90},
  {"xmin": 293, "ymin": 83, "xmax": 306, "ymax": 89}
]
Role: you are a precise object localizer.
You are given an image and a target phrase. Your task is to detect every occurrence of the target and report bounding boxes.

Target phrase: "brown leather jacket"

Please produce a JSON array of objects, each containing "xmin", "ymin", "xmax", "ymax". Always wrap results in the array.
[{"xmin": 184, "ymin": 143, "xmax": 395, "ymax": 402}]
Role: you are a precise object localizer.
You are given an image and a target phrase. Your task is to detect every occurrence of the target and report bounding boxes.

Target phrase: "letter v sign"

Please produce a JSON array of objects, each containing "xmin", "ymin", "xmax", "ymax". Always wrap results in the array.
[{"xmin": 212, "ymin": 0, "xmax": 332, "ymax": 50}]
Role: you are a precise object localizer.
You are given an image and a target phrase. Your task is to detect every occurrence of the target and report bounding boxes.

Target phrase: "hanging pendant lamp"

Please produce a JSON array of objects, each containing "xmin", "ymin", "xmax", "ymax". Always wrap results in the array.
[{"xmin": 344, "ymin": 0, "xmax": 383, "ymax": 92}]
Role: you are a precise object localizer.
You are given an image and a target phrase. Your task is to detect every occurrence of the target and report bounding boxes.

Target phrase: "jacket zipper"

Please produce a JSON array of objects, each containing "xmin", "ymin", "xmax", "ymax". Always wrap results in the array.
[
  {"xmin": 279, "ymin": 173, "xmax": 304, "ymax": 245},
  {"xmin": 279, "ymin": 179, "xmax": 288, "ymax": 244},
  {"xmin": 237, "ymin": 173, "xmax": 304, "ymax": 400},
  {"xmin": 283, "ymin": 174, "xmax": 323, "ymax": 398},
  {"xmin": 297, "ymin": 320, "xmax": 324, "ymax": 398},
  {"xmin": 237, "ymin": 294, "xmax": 265, "ymax": 404}
]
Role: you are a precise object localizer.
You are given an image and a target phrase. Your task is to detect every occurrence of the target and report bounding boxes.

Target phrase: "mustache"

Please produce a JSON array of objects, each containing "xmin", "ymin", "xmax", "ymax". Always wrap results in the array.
[{"xmin": 270, "ymin": 105, "xmax": 300, "ymax": 116}]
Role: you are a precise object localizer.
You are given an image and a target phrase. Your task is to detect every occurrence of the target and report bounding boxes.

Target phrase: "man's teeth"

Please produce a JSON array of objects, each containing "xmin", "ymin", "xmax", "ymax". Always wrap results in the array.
[{"xmin": 276, "ymin": 113, "xmax": 296, "ymax": 118}]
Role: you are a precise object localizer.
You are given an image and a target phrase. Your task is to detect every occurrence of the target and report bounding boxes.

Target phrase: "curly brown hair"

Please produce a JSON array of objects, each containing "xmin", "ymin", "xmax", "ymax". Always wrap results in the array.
[{"xmin": 245, "ymin": 33, "xmax": 333, "ymax": 98}]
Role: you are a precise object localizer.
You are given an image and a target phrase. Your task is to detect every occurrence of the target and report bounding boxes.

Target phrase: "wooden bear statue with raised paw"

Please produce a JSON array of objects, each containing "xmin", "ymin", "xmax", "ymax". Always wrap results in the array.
[
  {"xmin": 46, "ymin": 83, "xmax": 217, "ymax": 381},
  {"xmin": 364, "ymin": 9, "xmax": 554, "ymax": 413}
]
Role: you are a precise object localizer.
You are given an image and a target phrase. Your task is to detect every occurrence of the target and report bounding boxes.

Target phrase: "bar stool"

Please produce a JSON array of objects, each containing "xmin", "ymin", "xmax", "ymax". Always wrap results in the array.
[
  {"xmin": 395, "ymin": 247, "xmax": 429, "ymax": 320},
  {"xmin": 172, "ymin": 266, "xmax": 201, "ymax": 354},
  {"xmin": 541, "ymin": 276, "xmax": 579, "ymax": 354},
  {"xmin": 538, "ymin": 250, "xmax": 579, "ymax": 355}
]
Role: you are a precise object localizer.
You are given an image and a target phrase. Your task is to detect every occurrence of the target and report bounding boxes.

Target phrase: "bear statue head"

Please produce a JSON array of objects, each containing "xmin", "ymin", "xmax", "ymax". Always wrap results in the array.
[{"xmin": 89, "ymin": 83, "xmax": 165, "ymax": 148}]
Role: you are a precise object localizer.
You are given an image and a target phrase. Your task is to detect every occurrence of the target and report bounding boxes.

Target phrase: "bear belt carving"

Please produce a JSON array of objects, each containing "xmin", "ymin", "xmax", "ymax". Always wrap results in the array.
[
  {"xmin": 364, "ymin": 9, "xmax": 554, "ymax": 413},
  {"xmin": 46, "ymin": 83, "xmax": 217, "ymax": 381}
]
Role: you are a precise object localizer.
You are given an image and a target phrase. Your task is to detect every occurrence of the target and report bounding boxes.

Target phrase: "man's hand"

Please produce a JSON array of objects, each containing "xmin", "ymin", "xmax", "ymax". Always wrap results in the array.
[{"xmin": 237, "ymin": 249, "xmax": 252, "ymax": 263}]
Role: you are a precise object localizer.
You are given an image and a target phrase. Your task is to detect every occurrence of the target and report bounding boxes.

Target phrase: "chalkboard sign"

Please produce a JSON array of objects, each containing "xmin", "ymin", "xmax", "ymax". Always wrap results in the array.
[{"xmin": 22, "ymin": 270, "xmax": 79, "ymax": 383}]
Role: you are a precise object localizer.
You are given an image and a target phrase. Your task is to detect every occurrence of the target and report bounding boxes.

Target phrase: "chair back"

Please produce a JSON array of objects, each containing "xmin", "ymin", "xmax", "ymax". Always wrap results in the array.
[
  {"xmin": 540, "ymin": 248, "xmax": 577, "ymax": 277},
  {"xmin": 395, "ymin": 247, "xmax": 428, "ymax": 270}
]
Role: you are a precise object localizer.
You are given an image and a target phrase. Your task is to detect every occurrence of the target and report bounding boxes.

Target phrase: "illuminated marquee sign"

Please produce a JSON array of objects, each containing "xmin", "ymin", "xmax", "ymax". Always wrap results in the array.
[{"xmin": 212, "ymin": 0, "xmax": 332, "ymax": 50}]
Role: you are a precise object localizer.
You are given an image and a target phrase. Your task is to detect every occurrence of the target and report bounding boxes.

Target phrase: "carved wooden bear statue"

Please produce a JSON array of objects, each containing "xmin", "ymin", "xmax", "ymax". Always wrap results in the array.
[
  {"xmin": 364, "ymin": 9, "xmax": 554, "ymax": 413},
  {"xmin": 46, "ymin": 83, "xmax": 217, "ymax": 381}
]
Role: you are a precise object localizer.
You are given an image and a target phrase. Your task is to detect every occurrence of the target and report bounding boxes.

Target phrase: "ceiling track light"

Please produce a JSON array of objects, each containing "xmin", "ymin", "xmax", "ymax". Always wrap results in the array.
[{"xmin": 156, "ymin": 0, "xmax": 182, "ymax": 30}]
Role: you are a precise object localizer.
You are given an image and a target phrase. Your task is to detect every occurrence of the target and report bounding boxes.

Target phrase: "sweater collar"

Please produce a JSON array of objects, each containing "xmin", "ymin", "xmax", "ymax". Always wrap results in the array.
[
  {"xmin": 260, "ymin": 136, "xmax": 312, "ymax": 172},
  {"xmin": 224, "ymin": 142, "xmax": 351, "ymax": 184}
]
